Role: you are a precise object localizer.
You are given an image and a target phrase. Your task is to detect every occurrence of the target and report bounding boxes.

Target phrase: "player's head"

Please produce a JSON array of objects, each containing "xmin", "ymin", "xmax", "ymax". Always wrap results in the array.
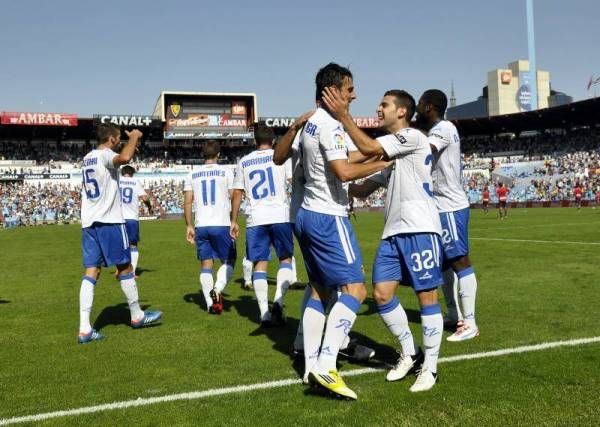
[
  {"xmin": 415, "ymin": 89, "xmax": 448, "ymax": 129},
  {"xmin": 254, "ymin": 121, "xmax": 274, "ymax": 147},
  {"xmin": 121, "ymin": 165, "xmax": 135, "ymax": 177},
  {"xmin": 498, "ymin": 182, "xmax": 504, "ymax": 188},
  {"xmin": 377, "ymin": 90, "xmax": 415, "ymax": 131},
  {"xmin": 96, "ymin": 123, "xmax": 121, "ymax": 147},
  {"xmin": 315, "ymin": 63, "xmax": 355, "ymax": 106},
  {"xmin": 203, "ymin": 140, "xmax": 220, "ymax": 161}
]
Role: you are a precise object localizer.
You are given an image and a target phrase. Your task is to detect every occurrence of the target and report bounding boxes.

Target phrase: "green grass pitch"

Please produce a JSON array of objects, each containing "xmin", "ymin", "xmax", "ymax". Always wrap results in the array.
[{"xmin": 0, "ymin": 207, "xmax": 599, "ymax": 426}]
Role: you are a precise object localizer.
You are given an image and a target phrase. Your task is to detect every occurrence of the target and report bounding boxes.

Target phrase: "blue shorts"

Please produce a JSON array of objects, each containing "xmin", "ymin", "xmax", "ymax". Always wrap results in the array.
[
  {"xmin": 439, "ymin": 207, "xmax": 470, "ymax": 262},
  {"xmin": 294, "ymin": 208, "xmax": 364, "ymax": 288},
  {"xmin": 372, "ymin": 233, "xmax": 443, "ymax": 292},
  {"xmin": 195, "ymin": 226, "xmax": 237, "ymax": 262},
  {"xmin": 246, "ymin": 222, "xmax": 293, "ymax": 262},
  {"xmin": 124, "ymin": 219, "xmax": 140, "ymax": 245},
  {"xmin": 82, "ymin": 223, "xmax": 131, "ymax": 268}
]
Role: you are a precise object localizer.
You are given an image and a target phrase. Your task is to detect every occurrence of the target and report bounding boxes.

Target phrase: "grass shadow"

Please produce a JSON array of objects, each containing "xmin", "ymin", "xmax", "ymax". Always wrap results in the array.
[
  {"xmin": 135, "ymin": 268, "xmax": 155, "ymax": 277},
  {"xmin": 93, "ymin": 302, "xmax": 152, "ymax": 331}
]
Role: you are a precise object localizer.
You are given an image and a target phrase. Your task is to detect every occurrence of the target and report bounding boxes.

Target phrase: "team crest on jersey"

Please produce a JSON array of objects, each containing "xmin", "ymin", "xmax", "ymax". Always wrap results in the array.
[
  {"xmin": 170, "ymin": 103, "xmax": 181, "ymax": 118},
  {"xmin": 333, "ymin": 132, "xmax": 345, "ymax": 150}
]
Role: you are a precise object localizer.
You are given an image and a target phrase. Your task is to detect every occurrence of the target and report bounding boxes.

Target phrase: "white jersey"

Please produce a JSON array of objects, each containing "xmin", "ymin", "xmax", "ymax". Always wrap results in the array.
[
  {"xmin": 184, "ymin": 163, "xmax": 233, "ymax": 227},
  {"xmin": 371, "ymin": 127, "xmax": 442, "ymax": 239},
  {"xmin": 81, "ymin": 148, "xmax": 124, "ymax": 228},
  {"xmin": 289, "ymin": 131, "xmax": 305, "ymax": 222},
  {"xmin": 119, "ymin": 177, "xmax": 146, "ymax": 221},
  {"xmin": 233, "ymin": 149, "xmax": 291, "ymax": 227},
  {"xmin": 428, "ymin": 120, "xmax": 470, "ymax": 212},
  {"xmin": 300, "ymin": 107, "xmax": 353, "ymax": 217}
]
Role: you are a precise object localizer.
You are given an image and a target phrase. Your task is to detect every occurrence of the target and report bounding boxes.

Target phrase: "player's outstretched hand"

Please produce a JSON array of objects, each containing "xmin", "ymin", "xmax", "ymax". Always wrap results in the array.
[
  {"xmin": 230, "ymin": 223, "xmax": 239, "ymax": 240},
  {"xmin": 293, "ymin": 110, "xmax": 315, "ymax": 130},
  {"xmin": 186, "ymin": 226, "xmax": 195, "ymax": 244},
  {"xmin": 321, "ymin": 86, "xmax": 348, "ymax": 119},
  {"xmin": 125, "ymin": 129, "xmax": 143, "ymax": 141}
]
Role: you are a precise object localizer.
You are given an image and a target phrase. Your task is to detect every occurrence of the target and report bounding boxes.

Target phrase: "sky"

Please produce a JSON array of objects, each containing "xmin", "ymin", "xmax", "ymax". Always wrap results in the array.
[{"xmin": 0, "ymin": 0, "xmax": 598, "ymax": 118}]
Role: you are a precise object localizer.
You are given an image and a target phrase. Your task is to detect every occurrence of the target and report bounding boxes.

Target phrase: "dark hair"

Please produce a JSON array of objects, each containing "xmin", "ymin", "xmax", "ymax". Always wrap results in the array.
[
  {"xmin": 315, "ymin": 62, "xmax": 353, "ymax": 102},
  {"xmin": 384, "ymin": 90, "xmax": 416, "ymax": 121},
  {"xmin": 96, "ymin": 123, "xmax": 120, "ymax": 143},
  {"xmin": 421, "ymin": 89, "xmax": 448, "ymax": 116},
  {"xmin": 121, "ymin": 165, "xmax": 135, "ymax": 176},
  {"xmin": 254, "ymin": 121, "xmax": 274, "ymax": 145},
  {"xmin": 203, "ymin": 140, "xmax": 220, "ymax": 159}
]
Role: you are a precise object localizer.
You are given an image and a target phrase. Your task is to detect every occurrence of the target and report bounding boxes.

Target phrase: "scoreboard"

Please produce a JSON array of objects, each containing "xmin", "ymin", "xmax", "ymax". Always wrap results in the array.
[{"xmin": 153, "ymin": 91, "xmax": 256, "ymax": 140}]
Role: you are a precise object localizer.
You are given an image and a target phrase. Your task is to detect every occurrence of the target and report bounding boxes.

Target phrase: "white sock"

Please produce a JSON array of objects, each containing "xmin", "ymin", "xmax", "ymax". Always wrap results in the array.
[
  {"xmin": 273, "ymin": 262, "xmax": 293, "ymax": 306},
  {"xmin": 421, "ymin": 304, "xmax": 443, "ymax": 373},
  {"xmin": 130, "ymin": 247, "xmax": 139, "ymax": 274},
  {"xmin": 294, "ymin": 285, "xmax": 312, "ymax": 351},
  {"xmin": 119, "ymin": 272, "xmax": 144, "ymax": 321},
  {"xmin": 457, "ymin": 267, "xmax": 478, "ymax": 329},
  {"xmin": 215, "ymin": 263, "xmax": 234, "ymax": 294},
  {"xmin": 303, "ymin": 298, "xmax": 326, "ymax": 378},
  {"xmin": 242, "ymin": 257, "xmax": 253, "ymax": 284},
  {"xmin": 252, "ymin": 271, "xmax": 270, "ymax": 321},
  {"xmin": 317, "ymin": 294, "xmax": 361, "ymax": 372},
  {"xmin": 378, "ymin": 295, "xmax": 416, "ymax": 356},
  {"xmin": 442, "ymin": 268, "xmax": 462, "ymax": 321},
  {"xmin": 79, "ymin": 276, "xmax": 96, "ymax": 333},
  {"xmin": 291, "ymin": 256, "xmax": 298, "ymax": 283},
  {"xmin": 200, "ymin": 268, "xmax": 214, "ymax": 310}
]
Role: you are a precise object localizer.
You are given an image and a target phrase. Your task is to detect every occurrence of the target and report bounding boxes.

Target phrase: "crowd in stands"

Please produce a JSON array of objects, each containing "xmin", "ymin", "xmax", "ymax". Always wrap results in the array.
[
  {"xmin": 0, "ymin": 182, "xmax": 81, "ymax": 228},
  {"xmin": 0, "ymin": 141, "xmax": 253, "ymax": 168},
  {"xmin": 2, "ymin": 126, "xmax": 600, "ymax": 227}
]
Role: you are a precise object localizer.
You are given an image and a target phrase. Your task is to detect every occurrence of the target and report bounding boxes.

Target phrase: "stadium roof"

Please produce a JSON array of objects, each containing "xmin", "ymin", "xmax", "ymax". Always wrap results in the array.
[
  {"xmin": 0, "ymin": 97, "xmax": 599, "ymax": 141},
  {"xmin": 453, "ymin": 97, "xmax": 600, "ymax": 136}
]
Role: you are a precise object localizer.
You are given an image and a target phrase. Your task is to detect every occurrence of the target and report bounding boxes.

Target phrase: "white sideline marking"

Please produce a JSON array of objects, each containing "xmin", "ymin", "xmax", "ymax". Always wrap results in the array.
[
  {"xmin": 471, "ymin": 221, "xmax": 598, "ymax": 231},
  {"xmin": 1, "ymin": 336, "xmax": 599, "ymax": 425},
  {"xmin": 471, "ymin": 237, "xmax": 600, "ymax": 246}
]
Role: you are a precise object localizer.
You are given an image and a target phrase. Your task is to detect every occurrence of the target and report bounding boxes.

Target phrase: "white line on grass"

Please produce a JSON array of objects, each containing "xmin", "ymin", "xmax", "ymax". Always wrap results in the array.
[
  {"xmin": 1, "ymin": 336, "xmax": 599, "ymax": 426},
  {"xmin": 471, "ymin": 237, "xmax": 600, "ymax": 246}
]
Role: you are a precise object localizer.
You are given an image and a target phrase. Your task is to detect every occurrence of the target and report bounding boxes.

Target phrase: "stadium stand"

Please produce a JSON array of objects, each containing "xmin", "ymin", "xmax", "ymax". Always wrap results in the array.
[{"xmin": 1, "ymin": 98, "xmax": 600, "ymax": 227}]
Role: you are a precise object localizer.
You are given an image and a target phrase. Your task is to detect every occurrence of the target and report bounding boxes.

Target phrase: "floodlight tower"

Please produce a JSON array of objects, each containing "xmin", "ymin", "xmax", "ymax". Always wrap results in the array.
[{"xmin": 526, "ymin": 0, "xmax": 538, "ymax": 110}]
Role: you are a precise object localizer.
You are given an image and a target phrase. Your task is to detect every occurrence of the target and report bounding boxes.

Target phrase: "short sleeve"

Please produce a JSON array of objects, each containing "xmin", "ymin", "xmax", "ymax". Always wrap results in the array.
[
  {"xmin": 377, "ymin": 128, "xmax": 422, "ymax": 159},
  {"xmin": 103, "ymin": 149, "xmax": 119, "ymax": 169},
  {"xmin": 428, "ymin": 124, "xmax": 452, "ymax": 152},
  {"xmin": 183, "ymin": 173, "xmax": 192, "ymax": 192},
  {"xmin": 321, "ymin": 121, "xmax": 348, "ymax": 162},
  {"xmin": 345, "ymin": 133, "xmax": 358, "ymax": 152},
  {"xmin": 226, "ymin": 168, "xmax": 234, "ymax": 190},
  {"xmin": 291, "ymin": 131, "xmax": 301, "ymax": 153}
]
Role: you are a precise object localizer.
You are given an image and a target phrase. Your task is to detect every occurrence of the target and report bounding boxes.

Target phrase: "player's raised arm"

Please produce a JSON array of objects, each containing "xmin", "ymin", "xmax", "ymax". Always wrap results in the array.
[
  {"xmin": 183, "ymin": 190, "xmax": 195, "ymax": 244},
  {"xmin": 273, "ymin": 110, "xmax": 313, "ymax": 165},
  {"xmin": 322, "ymin": 87, "xmax": 385, "ymax": 157},
  {"xmin": 113, "ymin": 129, "xmax": 142, "ymax": 166}
]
